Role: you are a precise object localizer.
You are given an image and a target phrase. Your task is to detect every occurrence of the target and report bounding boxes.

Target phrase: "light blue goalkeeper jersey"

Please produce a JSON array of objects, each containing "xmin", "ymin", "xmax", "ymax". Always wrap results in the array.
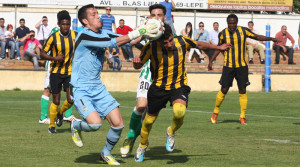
[{"xmin": 70, "ymin": 27, "xmax": 121, "ymax": 88}]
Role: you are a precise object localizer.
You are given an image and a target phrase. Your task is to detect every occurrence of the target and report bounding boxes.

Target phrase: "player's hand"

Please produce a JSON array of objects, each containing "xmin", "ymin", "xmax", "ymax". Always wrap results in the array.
[
  {"xmin": 132, "ymin": 56, "xmax": 141, "ymax": 64},
  {"xmin": 271, "ymin": 37, "xmax": 277, "ymax": 43},
  {"xmin": 208, "ymin": 61, "xmax": 213, "ymax": 71},
  {"xmin": 218, "ymin": 43, "xmax": 232, "ymax": 51},
  {"xmin": 128, "ymin": 19, "xmax": 163, "ymax": 40},
  {"xmin": 54, "ymin": 54, "xmax": 64, "ymax": 62},
  {"xmin": 143, "ymin": 19, "xmax": 164, "ymax": 39}
]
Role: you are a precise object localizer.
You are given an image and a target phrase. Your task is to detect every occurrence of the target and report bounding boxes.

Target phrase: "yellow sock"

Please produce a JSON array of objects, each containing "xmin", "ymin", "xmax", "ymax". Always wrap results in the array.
[
  {"xmin": 239, "ymin": 93, "xmax": 247, "ymax": 118},
  {"xmin": 169, "ymin": 103, "xmax": 186, "ymax": 135},
  {"xmin": 140, "ymin": 113, "xmax": 157, "ymax": 148},
  {"xmin": 213, "ymin": 90, "xmax": 225, "ymax": 114},
  {"xmin": 49, "ymin": 103, "xmax": 58, "ymax": 128},
  {"xmin": 58, "ymin": 100, "xmax": 73, "ymax": 115}
]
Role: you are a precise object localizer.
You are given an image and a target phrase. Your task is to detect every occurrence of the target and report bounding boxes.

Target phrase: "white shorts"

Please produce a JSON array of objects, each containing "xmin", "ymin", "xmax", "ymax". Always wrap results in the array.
[
  {"xmin": 43, "ymin": 63, "xmax": 51, "ymax": 89},
  {"xmin": 136, "ymin": 78, "xmax": 151, "ymax": 98}
]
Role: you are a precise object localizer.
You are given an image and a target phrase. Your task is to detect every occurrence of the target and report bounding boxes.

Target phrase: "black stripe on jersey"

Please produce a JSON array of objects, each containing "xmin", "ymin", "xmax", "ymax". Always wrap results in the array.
[
  {"xmin": 160, "ymin": 47, "xmax": 169, "ymax": 89},
  {"xmin": 222, "ymin": 30, "xmax": 229, "ymax": 67},
  {"xmin": 152, "ymin": 41, "xmax": 159, "ymax": 86},
  {"xmin": 140, "ymin": 43, "xmax": 151, "ymax": 62},
  {"xmin": 56, "ymin": 35, "xmax": 65, "ymax": 74},
  {"xmin": 108, "ymin": 34, "xmax": 119, "ymax": 38},
  {"xmin": 43, "ymin": 34, "xmax": 54, "ymax": 53},
  {"xmin": 178, "ymin": 37, "xmax": 187, "ymax": 60},
  {"xmin": 75, "ymin": 33, "xmax": 111, "ymax": 50},
  {"xmin": 229, "ymin": 30, "xmax": 235, "ymax": 67},
  {"xmin": 64, "ymin": 32, "xmax": 74, "ymax": 75},
  {"xmin": 51, "ymin": 34, "xmax": 58, "ymax": 74},
  {"xmin": 177, "ymin": 37, "xmax": 186, "ymax": 86},
  {"xmin": 236, "ymin": 30, "xmax": 242, "ymax": 67},
  {"xmin": 170, "ymin": 47, "xmax": 179, "ymax": 89},
  {"xmin": 184, "ymin": 37, "xmax": 197, "ymax": 48}
]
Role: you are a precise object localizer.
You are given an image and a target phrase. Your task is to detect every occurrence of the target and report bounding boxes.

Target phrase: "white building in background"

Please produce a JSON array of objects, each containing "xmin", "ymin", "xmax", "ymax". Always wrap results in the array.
[{"xmin": 0, "ymin": 0, "xmax": 299, "ymax": 46}]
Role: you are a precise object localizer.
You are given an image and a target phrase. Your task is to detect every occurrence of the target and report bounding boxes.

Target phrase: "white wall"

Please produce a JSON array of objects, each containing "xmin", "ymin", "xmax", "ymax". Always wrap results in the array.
[{"xmin": 1, "ymin": 7, "xmax": 299, "ymax": 46}]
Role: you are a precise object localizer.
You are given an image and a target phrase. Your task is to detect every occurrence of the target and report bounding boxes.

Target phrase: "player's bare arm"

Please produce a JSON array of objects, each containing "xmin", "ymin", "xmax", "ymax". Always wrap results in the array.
[
  {"xmin": 133, "ymin": 56, "xmax": 144, "ymax": 69},
  {"xmin": 40, "ymin": 50, "xmax": 65, "ymax": 62}
]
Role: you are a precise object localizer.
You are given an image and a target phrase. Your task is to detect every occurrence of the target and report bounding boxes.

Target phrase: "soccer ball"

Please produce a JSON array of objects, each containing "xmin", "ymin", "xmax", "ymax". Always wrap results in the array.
[{"xmin": 145, "ymin": 19, "xmax": 164, "ymax": 41}]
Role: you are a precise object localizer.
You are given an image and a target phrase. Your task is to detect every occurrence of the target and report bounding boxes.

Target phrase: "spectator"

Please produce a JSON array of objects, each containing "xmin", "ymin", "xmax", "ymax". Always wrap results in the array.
[
  {"xmin": 100, "ymin": 6, "xmax": 116, "ymax": 32},
  {"xmin": 188, "ymin": 22, "xmax": 209, "ymax": 63},
  {"xmin": 246, "ymin": 21, "xmax": 265, "ymax": 64},
  {"xmin": 0, "ymin": 18, "xmax": 7, "ymax": 60},
  {"xmin": 273, "ymin": 25, "xmax": 295, "ymax": 64},
  {"xmin": 209, "ymin": 22, "xmax": 220, "ymax": 61},
  {"xmin": 20, "ymin": 30, "xmax": 43, "ymax": 70},
  {"xmin": 107, "ymin": 47, "xmax": 122, "ymax": 71},
  {"xmin": 116, "ymin": 19, "xmax": 134, "ymax": 61},
  {"xmin": 160, "ymin": 0, "xmax": 176, "ymax": 33},
  {"xmin": 35, "ymin": 16, "xmax": 52, "ymax": 46},
  {"xmin": 4, "ymin": 24, "xmax": 16, "ymax": 59},
  {"xmin": 180, "ymin": 22, "xmax": 192, "ymax": 38},
  {"xmin": 14, "ymin": 18, "xmax": 30, "ymax": 60}
]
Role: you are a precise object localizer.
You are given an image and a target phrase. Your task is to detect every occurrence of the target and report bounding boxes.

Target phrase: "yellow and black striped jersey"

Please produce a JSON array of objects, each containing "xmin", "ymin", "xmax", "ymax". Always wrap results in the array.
[
  {"xmin": 218, "ymin": 26, "xmax": 256, "ymax": 68},
  {"xmin": 140, "ymin": 36, "xmax": 197, "ymax": 90},
  {"xmin": 43, "ymin": 30, "xmax": 77, "ymax": 75}
]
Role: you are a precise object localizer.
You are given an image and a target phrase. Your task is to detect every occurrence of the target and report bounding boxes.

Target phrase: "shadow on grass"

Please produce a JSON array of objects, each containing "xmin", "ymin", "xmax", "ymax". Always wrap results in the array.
[
  {"xmin": 74, "ymin": 153, "xmax": 125, "ymax": 164},
  {"xmin": 145, "ymin": 146, "xmax": 226, "ymax": 164},
  {"xmin": 220, "ymin": 120, "xmax": 240, "ymax": 123},
  {"xmin": 56, "ymin": 128, "xmax": 71, "ymax": 133}
]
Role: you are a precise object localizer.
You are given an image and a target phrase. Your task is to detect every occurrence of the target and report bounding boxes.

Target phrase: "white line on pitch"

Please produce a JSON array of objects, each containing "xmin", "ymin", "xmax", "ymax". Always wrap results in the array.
[{"xmin": 119, "ymin": 106, "xmax": 300, "ymax": 120}]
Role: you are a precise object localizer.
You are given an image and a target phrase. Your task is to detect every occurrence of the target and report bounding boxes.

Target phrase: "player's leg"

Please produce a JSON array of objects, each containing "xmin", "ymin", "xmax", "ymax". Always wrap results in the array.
[
  {"xmin": 48, "ymin": 74, "xmax": 63, "ymax": 133},
  {"xmin": 71, "ymin": 88, "xmax": 103, "ymax": 147},
  {"xmin": 100, "ymin": 107, "xmax": 124, "ymax": 165},
  {"xmin": 40, "ymin": 61, "xmax": 51, "ymax": 124},
  {"xmin": 211, "ymin": 66, "xmax": 233, "ymax": 124},
  {"xmin": 236, "ymin": 66, "xmax": 250, "ymax": 125},
  {"xmin": 135, "ymin": 85, "xmax": 168, "ymax": 162},
  {"xmin": 40, "ymin": 88, "xmax": 50, "ymax": 124},
  {"xmin": 57, "ymin": 76, "xmax": 74, "ymax": 125},
  {"xmin": 166, "ymin": 86, "xmax": 190, "ymax": 152}
]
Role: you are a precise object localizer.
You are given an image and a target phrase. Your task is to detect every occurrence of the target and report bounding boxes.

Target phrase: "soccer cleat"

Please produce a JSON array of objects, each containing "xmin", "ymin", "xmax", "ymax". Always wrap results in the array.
[
  {"xmin": 166, "ymin": 127, "xmax": 175, "ymax": 152},
  {"xmin": 63, "ymin": 115, "xmax": 81, "ymax": 122},
  {"xmin": 48, "ymin": 127, "xmax": 56, "ymax": 134},
  {"xmin": 100, "ymin": 152, "xmax": 120, "ymax": 165},
  {"xmin": 56, "ymin": 113, "xmax": 63, "ymax": 127},
  {"xmin": 240, "ymin": 118, "xmax": 247, "ymax": 125},
  {"xmin": 39, "ymin": 118, "xmax": 50, "ymax": 124},
  {"xmin": 71, "ymin": 121, "xmax": 83, "ymax": 147},
  {"xmin": 211, "ymin": 112, "xmax": 218, "ymax": 124},
  {"xmin": 120, "ymin": 138, "xmax": 135, "ymax": 158},
  {"xmin": 134, "ymin": 144, "xmax": 147, "ymax": 162}
]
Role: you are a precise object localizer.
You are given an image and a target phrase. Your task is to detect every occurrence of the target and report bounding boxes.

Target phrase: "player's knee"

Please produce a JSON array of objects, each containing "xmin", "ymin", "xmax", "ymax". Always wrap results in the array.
[
  {"xmin": 136, "ymin": 105, "xmax": 146, "ymax": 113},
  {"xmin": 88, "ymin": 124, "xmax": 102, "ymax": 131},
  {"xmin": 143, "ymin": 114, "xmax": 156, "ymax": 125},
  {"xmin": 173, "ymin": 103, "xmax": 186, "ymax": 119}
]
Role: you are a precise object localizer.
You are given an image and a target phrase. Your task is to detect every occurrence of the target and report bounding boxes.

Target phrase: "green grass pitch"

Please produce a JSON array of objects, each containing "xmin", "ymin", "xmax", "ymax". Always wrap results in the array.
[{"xmin": 0, "ymin": 90, "xmax": 299, "ymax": 167}]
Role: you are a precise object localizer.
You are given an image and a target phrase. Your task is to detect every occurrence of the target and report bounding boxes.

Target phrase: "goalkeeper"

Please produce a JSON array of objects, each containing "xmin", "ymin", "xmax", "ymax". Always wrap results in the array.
[{"xmin": 69, "ymin": 4, "xmax": 162, "ymax": 165}]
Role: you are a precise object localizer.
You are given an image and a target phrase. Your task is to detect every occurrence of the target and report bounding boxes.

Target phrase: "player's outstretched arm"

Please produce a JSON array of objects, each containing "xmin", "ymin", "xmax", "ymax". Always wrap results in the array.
[
  {"xmin": 254, "ymin": 34, "xmax": 277, "ymax": 43},
  {"xmin": 196, "ymin": 41, "xmax": 231, "ymax": 51},
  {"xmin": 208, "ymin": 49, "xmax": 221, "ymax": 71},
  {"xmin": 133, "ymin": 56, "xmax": 144, "ymax": 69}
]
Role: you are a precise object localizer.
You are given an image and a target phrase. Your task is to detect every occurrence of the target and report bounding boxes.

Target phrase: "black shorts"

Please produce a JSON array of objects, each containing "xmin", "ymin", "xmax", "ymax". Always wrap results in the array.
[
  {"xmin": 219, "ymin": 66, "xmax": 250, "ymax": 89},
  {"xmin": 147, "ymin": 85, "xmax": 191, "ymax": 115},
  {"xmin": 49, "ymin": 73, "xmax": 71, "ymax": 94}
]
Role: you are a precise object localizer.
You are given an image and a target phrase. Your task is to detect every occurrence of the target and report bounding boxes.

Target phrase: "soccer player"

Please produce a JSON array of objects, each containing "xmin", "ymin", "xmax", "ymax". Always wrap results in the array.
[
  {"xmin": 69, "ymin": 4, "xmax": 161, "ymax": 165},
  {"xmin": 208, "ymin": 14, "xmax": 277, "ymax": 125},
  {"xmin": 40, "ymin": 10, "xmax": 77, "ymax": 133},
  {"xmin": 120, "ymin": 4, "xmax": 167, "ymax": 158},
  {"xmin": 39, "ymin": 22, "xmax": 78, "ymax": 124},
  {"xmin": 133, "ymin": 23, "xmax": 231, "ymax": 162}
]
